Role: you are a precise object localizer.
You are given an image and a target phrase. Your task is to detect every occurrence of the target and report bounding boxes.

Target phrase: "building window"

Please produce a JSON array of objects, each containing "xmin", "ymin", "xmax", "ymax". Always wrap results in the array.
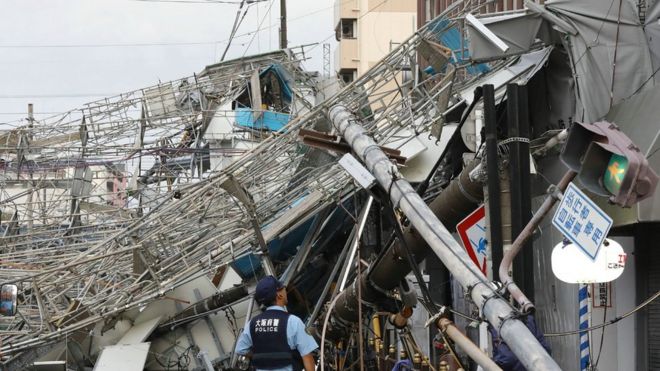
[
  {"xmin": 336, "ymin": 18, "xmax": 356, "ymax": 41},
  {"xmin": 425, "ymin": 0, "xmax": 436, "ymax": 22},
  {"xmin": 338, "ymin": 69, "xmax": 357, "ymax": 84}
]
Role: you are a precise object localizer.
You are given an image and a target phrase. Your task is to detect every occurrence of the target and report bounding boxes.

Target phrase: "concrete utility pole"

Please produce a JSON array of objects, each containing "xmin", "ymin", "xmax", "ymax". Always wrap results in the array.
[
  {"xmin": 328, "ymin": 105, "xmax": 561, "ymax": 371},
  {"xmin": 279, "ymin": 0, "xmax": 287, "ymax": 49}
]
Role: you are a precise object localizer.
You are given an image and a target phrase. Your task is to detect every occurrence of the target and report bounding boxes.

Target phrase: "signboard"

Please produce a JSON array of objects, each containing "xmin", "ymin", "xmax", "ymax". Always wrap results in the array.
[
  {"xmin": 551, "ymin": 239, "xmax": 626, "ymax": 283},
  {"xmin": 338, "ymin": 153, "xmax": 376, "ymax": 189},
  {"xmin": 456, "ymin": 205, "xmax": 488, "ymax": 274},
  {"xmin": 552, "ymin": 182, "xmax": 613, "ymax": 260},
  {"xmin": 592, "ymin": 282, "xmax": 612, "ymax": 308}
]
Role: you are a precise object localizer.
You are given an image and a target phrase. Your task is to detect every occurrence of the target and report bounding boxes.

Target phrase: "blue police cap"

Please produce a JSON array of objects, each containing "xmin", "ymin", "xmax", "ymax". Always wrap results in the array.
[{"xmin": 255, "ymin": 275, "xmax": 285, "ymax": 305}]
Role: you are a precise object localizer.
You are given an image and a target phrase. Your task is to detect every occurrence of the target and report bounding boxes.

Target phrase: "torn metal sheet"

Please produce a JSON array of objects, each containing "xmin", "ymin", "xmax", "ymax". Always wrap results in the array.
[
  {"xmin": 467, "ymin": 12, "xmax": 543, "ymax": 61},
  {"xmin": 457, "ymin": 46, "xmax": 553, "ymax": 104},
  {"xmin": 644, "ymin": 1, "xmax": 660, "ymax": 75},
  {"xmin": 541, "ymin": 0, "xmax": 654, "ymax": 121},
  {"xmin": 399, "ymin": 123, "xmax": 458, "ymax": 183},
  {"xmin": 117, "ymin": 316, "xmax": 163, "ymax": 345},
  {"xmin": 93, "ymin": 343, "xmax": 150, "ymax": 371}
]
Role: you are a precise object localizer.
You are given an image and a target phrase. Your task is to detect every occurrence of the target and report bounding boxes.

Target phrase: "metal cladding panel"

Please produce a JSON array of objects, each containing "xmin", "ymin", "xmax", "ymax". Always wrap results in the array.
[
  {"xmin": 467, "ymin": 13, "xmax": 543, "ymax": 61},
  {"xmin": 646, "ymin": 234, "xmax": 660, "ymax": 370},
  {"xmin": 544, "ymin": 0, "xmax": 653, "ymax": 122},
  {"xmin": 93, "ymin": 343, "xmax": 150, "ymax": 371},
  {"xmin": 117, "ymin": 316, "xmax": 162, "ymax": 345},
  {"xmin": 645, "ymin": 0, "xmax": 660, "ymax": 73},
  {"xmin": 532, "ymin": 157, "xmax": 579, "ymax": 370}
]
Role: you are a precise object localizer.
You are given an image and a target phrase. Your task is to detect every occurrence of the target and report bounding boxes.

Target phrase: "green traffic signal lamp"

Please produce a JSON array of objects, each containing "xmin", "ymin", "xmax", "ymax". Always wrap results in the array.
[
  {"xmin": 604, "ymin": 153, "xmax": 628, "ymax": 195},
  {"xmin": 561, "ymin": 121, "xmax": 659, "ymax": 207}
]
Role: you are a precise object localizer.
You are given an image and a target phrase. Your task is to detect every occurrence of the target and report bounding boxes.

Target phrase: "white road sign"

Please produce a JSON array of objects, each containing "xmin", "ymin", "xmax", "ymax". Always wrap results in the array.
[{"xmin": 552, "ymin": 182, "xmax": 613, "ymax": 260}]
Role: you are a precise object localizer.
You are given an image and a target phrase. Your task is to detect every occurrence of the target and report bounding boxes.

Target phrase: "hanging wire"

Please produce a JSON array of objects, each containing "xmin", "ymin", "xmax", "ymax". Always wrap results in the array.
[
  {"xmin": 546, "ymin": 289, "xmax": 660, "ymax": 337},
  {"xmin": 0, "ymin": 9, "xmax": 512, "ymax": 360}
]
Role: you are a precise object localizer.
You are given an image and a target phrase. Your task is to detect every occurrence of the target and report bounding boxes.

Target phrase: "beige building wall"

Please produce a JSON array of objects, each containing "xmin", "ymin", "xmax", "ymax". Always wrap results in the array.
[{"xmin": 334, "ymin": 0, "xmax": 416, "ymax": 79}]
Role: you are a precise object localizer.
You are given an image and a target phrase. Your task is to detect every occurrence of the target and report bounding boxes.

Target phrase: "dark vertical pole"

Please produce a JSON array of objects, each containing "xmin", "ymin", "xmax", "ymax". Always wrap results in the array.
[
  {"xmin": 507, "ymin": 84, "xmax": 534, "ymax": 302},
  {"xmin": 280, "ymin": 0, "xmax": 287, "ymax": 49},
  {"xmin": 426, "ymin": 254, "xmax": 450, "ymax": 365},
  {"xmin": 635, "ymin": 227, "xmax": 649, "ymax": 371},
  {"xmin": 484, "ymin": 84, "xmax": 503, "ymax": 275}
]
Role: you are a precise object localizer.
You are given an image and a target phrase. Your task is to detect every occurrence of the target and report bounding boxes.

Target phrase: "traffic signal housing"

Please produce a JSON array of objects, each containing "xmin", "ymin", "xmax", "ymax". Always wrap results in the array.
[{"xmin": 561, "ymin": 121, "xmax": 659, "ymax": 207}]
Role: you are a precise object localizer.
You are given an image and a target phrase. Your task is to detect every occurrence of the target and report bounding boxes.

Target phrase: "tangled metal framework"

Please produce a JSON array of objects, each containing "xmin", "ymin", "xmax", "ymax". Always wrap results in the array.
[{"xmin": 0, "ymin": 11, "xmax": 505, "ymax": 362}]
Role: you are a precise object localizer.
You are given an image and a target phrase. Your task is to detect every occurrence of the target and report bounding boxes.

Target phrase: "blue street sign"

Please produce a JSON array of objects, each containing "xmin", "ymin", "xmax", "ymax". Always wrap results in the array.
[{"xmin": 552, "ymin": 182, "xmax": 613, "ymax": 261}]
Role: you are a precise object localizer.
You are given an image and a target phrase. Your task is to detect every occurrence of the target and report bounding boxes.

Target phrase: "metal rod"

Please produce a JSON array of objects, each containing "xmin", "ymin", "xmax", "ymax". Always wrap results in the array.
[
  {"xmin": 484, "ymin": 84, "xmax": 504, "ymax": 275},
  {"xmin": 329, "ymin": 104, "xmax": 560, "ymax": 371},
  {"xmin": 339, "ymin": 196, "xmax": 373, "ymax": 291},
  {"xmin": 280, "ymin": 208, "xmax": 330, "ymax": 285},
  {"xmin": 231, "ymin": 295, "xmax": 254, "ymax": 368},
  {"xmin": 499, "ymin": 170, "xmax": 576, "ymax": 312},
  {"xmin": 221, "ymin": 0, "xmax": 247, "ymax": 61},
  {"xmin": 438, "ymin": 318, "xmax": 502, "ymax": 371},
  {"xmin": 306, "ymin": 226, "xmax": 355, "ymax": 327}
]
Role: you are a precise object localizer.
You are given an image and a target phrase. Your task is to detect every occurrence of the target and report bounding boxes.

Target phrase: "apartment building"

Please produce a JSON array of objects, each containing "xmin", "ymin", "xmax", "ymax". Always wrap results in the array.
[
  {"xmin": 417, "ymin": 0, "xmax": 529, "ymax": 26},
  {"xmin": 334, "ymin": 0, "xmax": 417, "ymax": 83}
]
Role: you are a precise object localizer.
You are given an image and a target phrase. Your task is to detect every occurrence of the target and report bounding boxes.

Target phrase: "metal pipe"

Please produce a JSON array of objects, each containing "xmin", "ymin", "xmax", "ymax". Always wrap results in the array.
[
  {"xmin": 329, "ymin": 105, "xmax": 560, "ymax": 371},
  {"xmin": 499, "ymin": 170, "xmax": 576, "ymax": 312},
  {"xmin": 332, "ymin": 159, "xmax": 483, "ymax": 325},
  {"xmin": 306, "ymin": 223, "xmax": 356, "ymax": 327},
  {"xmin": 388, "ymin": 306, "xmax": 413, "ymax": 329},
  {"xmin": 437, "ymin": 318, "xmax": 502, "ymax": 371},
  {"xmin": 231, "ymin": 295, "xmax": 255, "ymax": 368},
  {"xmin": 339, "ymin": 196, "xmax": 374, "ymax": 291},
  {"xmin": 533, "ymin": 129, "xmax": 568, "ymax": 157},
  {"xmin": 158, "ymin": 285, "xmax": 247, "ymax": 331},
  {"xmin": 372, "ymin": 314, "xmax": 382, "ymax": 350},
  {"xmin": 507, "ymin": 84, "xmax": 533, "ymax": 303},
  {"xmin": 484, "ymin": 84, "xmax": 504, "ymax": 274},
  {"xmin": 368, "ymin": 159, "xmax": 483, "ymax": 292},
  {"xmin": 281, "ymin": 207, "xmax": 331, "ymax": 285}
]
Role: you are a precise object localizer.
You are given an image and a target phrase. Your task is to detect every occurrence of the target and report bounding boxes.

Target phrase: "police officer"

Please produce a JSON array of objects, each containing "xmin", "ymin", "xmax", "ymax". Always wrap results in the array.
[{"xmin": 236, "ymin": 276, "xmax": 318, "ymax": 371}]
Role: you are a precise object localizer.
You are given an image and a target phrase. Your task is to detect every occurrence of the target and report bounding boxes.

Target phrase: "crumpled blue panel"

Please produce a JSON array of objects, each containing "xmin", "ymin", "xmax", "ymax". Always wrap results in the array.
[
  {"xmin": 260, "ymin": 64, "xmax": 294, "ymax": 102},
  {"xmin": 426, "ymin": 18, "xmax": 490, "ymax": 76}
]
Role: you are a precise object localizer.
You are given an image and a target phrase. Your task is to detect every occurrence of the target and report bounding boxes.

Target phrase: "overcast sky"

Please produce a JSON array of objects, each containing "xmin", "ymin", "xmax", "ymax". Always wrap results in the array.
[{"xmin": 0, "ymin": 0, "xmax": 335, "ymax": 125}]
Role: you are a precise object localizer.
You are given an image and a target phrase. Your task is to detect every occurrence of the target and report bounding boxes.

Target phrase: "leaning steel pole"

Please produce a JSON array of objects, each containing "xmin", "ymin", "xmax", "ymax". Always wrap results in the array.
[{"xmin": 328, "ymin": 105, "xmax": 560, "ymax": 371}]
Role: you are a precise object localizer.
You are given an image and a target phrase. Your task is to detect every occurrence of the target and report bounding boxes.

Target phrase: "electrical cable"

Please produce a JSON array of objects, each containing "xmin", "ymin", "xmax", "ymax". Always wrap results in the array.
[
  {"xmin": 417, "ymin": 296, "xmax": 481, "ymax": 323},
  {"xmin": 220, "ymin": 0, "xmax": 251, "ymax": 61},
  {"xmin": 593, "ymin": 304, "xmax": 607, "ymax": 368},
  {"xmin": 320, "ymin": 294, "xmax": 343, "ymax": 371},
  {"xmin": 382, "ymin": 197, "xmax": 440, "ymax": 314},
  {"xmin": 545, "ymin": 288, "xmax": 660, "ymax": 337},
  {"xmin": 241, "ymin": 0, "xmax": 275, "ymax": 58},
  {"xmin": 133, "ymin": 0, "xmax": 243, "ymax": 3},
  {"xmin": 0, "ymin": 0, "xmax": 354, "ymax": 50}
]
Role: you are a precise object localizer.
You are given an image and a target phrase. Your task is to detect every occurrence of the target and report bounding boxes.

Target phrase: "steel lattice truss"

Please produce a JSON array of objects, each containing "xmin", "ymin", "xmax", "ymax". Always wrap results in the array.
[{"xmin": 0, "ymin": 11, "xmax": 510, "ymax": 361}]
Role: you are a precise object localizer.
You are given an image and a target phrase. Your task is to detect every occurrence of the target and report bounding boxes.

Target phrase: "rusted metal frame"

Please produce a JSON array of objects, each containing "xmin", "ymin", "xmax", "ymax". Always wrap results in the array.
[{"xmin": 299, "ymin": 129, "xmax": 406, "ymax": 165}]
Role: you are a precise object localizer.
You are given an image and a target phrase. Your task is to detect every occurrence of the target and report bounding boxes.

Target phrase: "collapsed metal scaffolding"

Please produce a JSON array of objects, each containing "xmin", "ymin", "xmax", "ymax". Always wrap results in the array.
[
  {"xmin": 0, "ymin": 7, "xmax": 557, "ymax": 369},
  {"xmin": 0, "ymin": 47, "xmax": 324, "ymax": 352}
]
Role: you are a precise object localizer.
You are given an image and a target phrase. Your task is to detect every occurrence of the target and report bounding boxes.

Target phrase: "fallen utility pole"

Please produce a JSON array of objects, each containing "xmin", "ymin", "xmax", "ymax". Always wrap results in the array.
[{"xmin": 328, "ymin": 105, "xmax": 560, "ymax": 371}]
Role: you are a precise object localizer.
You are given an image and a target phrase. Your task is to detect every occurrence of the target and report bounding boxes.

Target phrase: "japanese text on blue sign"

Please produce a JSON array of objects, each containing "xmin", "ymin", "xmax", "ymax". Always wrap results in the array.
[{"xmin": 552, "ymin": 182, "xmax": 613, "ymax": 260}]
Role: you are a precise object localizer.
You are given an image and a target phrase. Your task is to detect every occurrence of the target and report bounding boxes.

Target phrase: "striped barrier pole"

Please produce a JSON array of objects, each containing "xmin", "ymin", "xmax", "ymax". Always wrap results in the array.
[{"xmin": 579, "ymin": 284, "xmax": 590, "ymax": 371}]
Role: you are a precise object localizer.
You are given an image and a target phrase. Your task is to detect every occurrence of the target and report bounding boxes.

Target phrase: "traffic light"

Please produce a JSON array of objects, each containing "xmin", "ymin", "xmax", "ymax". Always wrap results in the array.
[{"xmin": 561, "ymin": 121, "xmax": 659, "ymax": 207}]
